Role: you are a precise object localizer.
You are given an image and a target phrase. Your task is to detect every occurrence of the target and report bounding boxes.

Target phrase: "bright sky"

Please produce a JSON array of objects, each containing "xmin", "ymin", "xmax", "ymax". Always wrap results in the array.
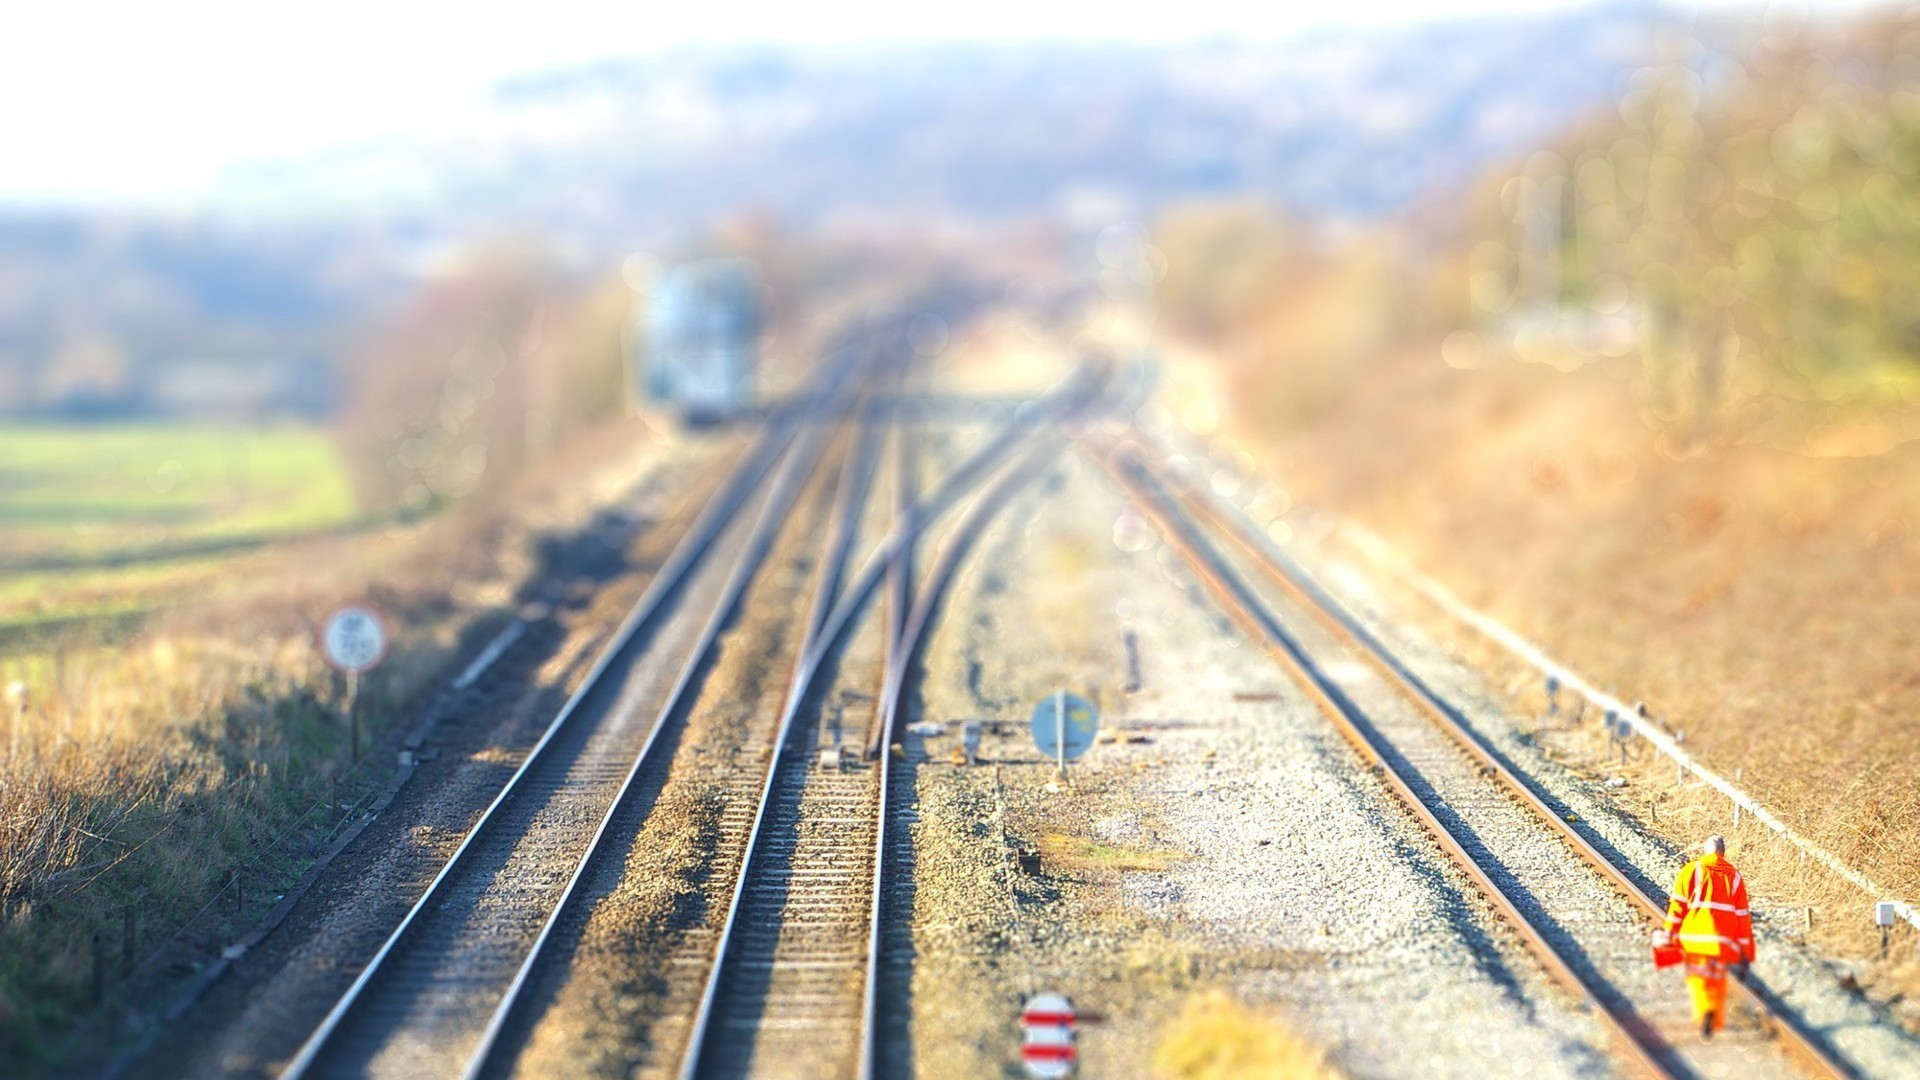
[{"xmin": 0, "ymin": 0, "xmax": 1862, "ymax": 206}]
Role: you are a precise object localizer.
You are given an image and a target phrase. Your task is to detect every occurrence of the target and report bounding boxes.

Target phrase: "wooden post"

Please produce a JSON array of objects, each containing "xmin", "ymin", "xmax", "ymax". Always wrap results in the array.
[
  {"xmin": 347, "ymin": 670, "xmax": 361, "ymax": 766},
  {"xmin": 122, "ymin": 905, "xmax": 136, "ymax": 975},
  {"xmin": 92, "ymin": 930, "xmax": 106, "ymax": 1006}
]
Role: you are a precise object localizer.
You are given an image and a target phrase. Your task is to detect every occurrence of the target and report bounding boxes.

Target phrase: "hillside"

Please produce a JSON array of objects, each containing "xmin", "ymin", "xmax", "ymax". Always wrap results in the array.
[
  {"xmin": 1171, "ymin": 9, "xmax": 1920, "ymax": 1012},
  {"xmin": 216, "ymin": 8, "xmax": 1664, "ymax": 234},
  {"xmin": 1, "ymin": 6, "xmax": 1676, "ymax": 431}
]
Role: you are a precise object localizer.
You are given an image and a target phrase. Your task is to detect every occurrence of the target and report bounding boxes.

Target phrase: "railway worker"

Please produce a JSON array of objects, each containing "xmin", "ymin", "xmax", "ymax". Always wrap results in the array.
[{"xmin": 1662, "ymin": 835, "xmax": 1754, "ymax": 1039}]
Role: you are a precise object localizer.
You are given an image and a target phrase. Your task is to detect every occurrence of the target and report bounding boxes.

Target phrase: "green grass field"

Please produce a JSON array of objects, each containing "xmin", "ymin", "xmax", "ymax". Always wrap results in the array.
[{"xmin": 0, "ymin": 424, "xmax": 360, "ymax": 628}]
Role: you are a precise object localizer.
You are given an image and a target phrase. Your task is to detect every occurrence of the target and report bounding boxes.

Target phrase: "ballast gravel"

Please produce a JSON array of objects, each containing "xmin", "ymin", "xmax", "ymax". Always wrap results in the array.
[
  {"xmin": 896, "ymin": 450, "xmax": 1629, "ymax": 1078},
  {"xmin": 1163, "ymin": 432, "xmax": 1920, "ymax": 1080},
  {"xmin": 1285, "ymin": 515, "xmax": 1920, "ymax": 1080}
]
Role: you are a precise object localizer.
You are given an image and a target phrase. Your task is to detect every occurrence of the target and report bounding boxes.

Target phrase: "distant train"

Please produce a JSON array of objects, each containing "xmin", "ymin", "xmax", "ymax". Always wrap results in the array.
[{"xmin": 633, "ymin": 258, "xmax": 760, "ymax": 425}]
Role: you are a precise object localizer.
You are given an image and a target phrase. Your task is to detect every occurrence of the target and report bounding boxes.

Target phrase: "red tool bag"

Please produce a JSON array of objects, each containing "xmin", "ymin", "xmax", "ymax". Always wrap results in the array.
[{"xmin": 1652, "ymin": 933, "xmax": 1683, "ymax": 968}]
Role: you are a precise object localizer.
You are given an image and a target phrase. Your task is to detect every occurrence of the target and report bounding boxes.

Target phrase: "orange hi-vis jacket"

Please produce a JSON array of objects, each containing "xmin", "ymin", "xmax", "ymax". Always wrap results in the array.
[{"xmin": 1665, "ymin": 853, "xmax": 1754, "ymax": 963}]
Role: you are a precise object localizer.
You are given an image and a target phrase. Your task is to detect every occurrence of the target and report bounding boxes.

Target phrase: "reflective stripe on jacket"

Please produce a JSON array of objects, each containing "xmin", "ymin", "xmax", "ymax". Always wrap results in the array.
[{"xmin": 1665, "ymin": 854, "xmax": 1754, "ymax": 963}]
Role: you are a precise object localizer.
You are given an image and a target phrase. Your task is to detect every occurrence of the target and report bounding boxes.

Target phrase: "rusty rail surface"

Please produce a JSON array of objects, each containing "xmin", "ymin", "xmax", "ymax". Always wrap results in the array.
[
  {"xmin": 1140, "ymin": 438, "xmax": 1853, "ymax": 1080},
  {"xmin": 1098, "ymin": 432, "xmax": 1857, "ymax": 1080},
  {"xmin": 1090, "ymin": 438, "xmax": 1682, "ymax": 1080}
]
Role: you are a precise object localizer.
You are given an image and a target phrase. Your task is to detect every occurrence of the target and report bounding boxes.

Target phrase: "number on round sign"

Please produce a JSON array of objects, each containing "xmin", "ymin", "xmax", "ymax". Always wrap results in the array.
[{"xmin": 320, "ymin": 605, "xmax": 389, "ymax": 674}]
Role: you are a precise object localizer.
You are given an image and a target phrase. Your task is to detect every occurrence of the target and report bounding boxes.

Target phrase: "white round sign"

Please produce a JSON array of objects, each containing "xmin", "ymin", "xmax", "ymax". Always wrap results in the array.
[
  {"xmin": 320, "ymin": 605, "xmax": 389, "ymax": 674},
  {"xmin": 1021, "ymin": 991, "xmax": 1078, "ymax": 1078}
]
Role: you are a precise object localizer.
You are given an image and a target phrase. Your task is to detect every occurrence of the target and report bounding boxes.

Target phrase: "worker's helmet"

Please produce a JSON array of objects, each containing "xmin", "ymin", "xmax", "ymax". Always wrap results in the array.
[{"xmin": 1702, "ymin": 835, "xmax": 1725, "ymax": 855}]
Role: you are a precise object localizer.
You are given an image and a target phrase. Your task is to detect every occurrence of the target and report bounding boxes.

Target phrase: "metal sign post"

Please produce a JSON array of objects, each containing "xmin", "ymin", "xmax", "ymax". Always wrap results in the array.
[
  {"xmin": 1055, "ymin": 690, "xmax": 1065, "ymax": 778},
  {"xmin": 1030, "ymin": 692, "xmax": 1098, "ymax": 781},
  {"xmin": 318, "ymin": 605, "xmax": 390, "ymax": 765},
  {"xmin": 347, "ymin": 672, "xmax": 363, "ymax": 765}
]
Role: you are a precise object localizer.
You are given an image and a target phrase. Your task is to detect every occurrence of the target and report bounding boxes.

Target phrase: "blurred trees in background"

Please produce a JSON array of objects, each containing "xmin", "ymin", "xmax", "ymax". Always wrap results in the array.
[
  {"xmin": 328, "ymin": 221, "xmax": 942, "ymax": 519},
  {"xmin": 1467, "ymin": 13, "xmax": 1920, "ymax": 451},
  {"xmin": 1155, "ymin": 204, "xmax": 1414, "ymax": 429},
  {"xmin": 334, "ymin": 249, "xmax": 629, "ymax": 516}
]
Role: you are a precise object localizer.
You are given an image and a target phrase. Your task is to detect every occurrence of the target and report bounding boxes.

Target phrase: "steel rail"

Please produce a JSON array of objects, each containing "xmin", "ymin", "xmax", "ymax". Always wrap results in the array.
[
  {"xmin": 819, "ymin": 371, "xmax": 1107, "ymax": 754},
  {"xmin": 275, "ymin": 352, "xmax": 863, "ymax": 1078},
  {"xmin": 279, "ymin": 427, "xmax": 801, "ymax": 1078},
  {"xmin": 858, "ymin": 435, "xmax": 1068, "ymax": 1080},
  {"xmin": 873, "ymin": 395, "xmax": 917, "ymax": 760},
  {"xmin": 1092, "ymin": 443, "xmax": 1681, "ymax": 1080},
  {"xmin": 674, "ymin": 393, "xmax": 896, "ymax": 1080},
  {"xmin": 1139, "ymin": 440, "xmax": 1855, "ymax": 1080},
  {"xmin": 861, "ymin": 411, "xmax": 921, "ymax": 1080},
  {"xmin": 451, "ymin": 401, "xmax": 851, "ymax": 1080},
  {"xmin": 676, "ymin": 402, "xmax": 1075, "ymax": 1078}
]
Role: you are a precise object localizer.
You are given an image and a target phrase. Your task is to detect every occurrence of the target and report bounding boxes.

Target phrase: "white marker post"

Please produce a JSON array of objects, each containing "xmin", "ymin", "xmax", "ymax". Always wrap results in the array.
[
  {"xmin": 318, "ymin": 605, "xmax": 389, "ymax": 764},
  {"xmin": 1021, "ymin": 992, "xmax": 1078, "ymax": 1078},
  {"xmin": 1055, "ymin": 690, "xmax": 1065, "ymax": 778}
]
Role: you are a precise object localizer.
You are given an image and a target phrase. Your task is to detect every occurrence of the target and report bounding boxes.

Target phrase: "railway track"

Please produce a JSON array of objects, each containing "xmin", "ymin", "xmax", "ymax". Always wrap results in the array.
[
  {"xmin": 1144, "ymin": 442, "xmax": 1857, "ymax": 1080},
  {"xmin": 278, "ymin": 394, "xmax": 841, "ymax": 1079},
  {"xmin": 668, "ymin": 405, "xmax": 898, "ymax": 1080},
  {"xmin": 273, "ymin": 343, "xmax": 1105, "ymax": 1078},
  {"xmin": 679, "ymin": 403, "xmax": 1078, "ymax": 1078},
  {"xmin": 645, "ymin": 378, "xmax": 1090, "ymax": 1080},
  {"xmin": 1091, "ymin": 435, "xmax": 1852, "ymax": 1080}
]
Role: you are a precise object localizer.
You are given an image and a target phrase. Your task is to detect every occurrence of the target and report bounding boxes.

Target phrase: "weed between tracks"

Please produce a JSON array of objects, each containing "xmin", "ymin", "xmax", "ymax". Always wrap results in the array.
[
  {"xmin": 1038, "ymin": 833, "xmax": 1184, "ymax": 874},
  {"xmin": 1152, "ymin": 990, "xmax": 1344, "ymax": 1080},
  {"xmin": 877, "ymin": 419, "xmax": 1357, "ymax": 1077}
]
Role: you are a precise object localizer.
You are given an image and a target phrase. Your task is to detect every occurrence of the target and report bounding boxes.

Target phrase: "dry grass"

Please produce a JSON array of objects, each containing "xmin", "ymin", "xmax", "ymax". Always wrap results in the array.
[
  {"xmin": 0, "ymin": 421, "xmax": 672, "ymax": 1071},
  {"xmin": 1152, "ymin": 989, "xmax": 1342, "ymax": 1080},
  {"xmin": 1197, "ymin": 336, "xmax": 1920, "ymax": 1007},
  {"xmin": 0, "ymin": 607, "xmax": 393, "ymax": 1064},
  {"xmin": 1038, "ymin": 833, "xmax": 1185, "ymax": 874}
]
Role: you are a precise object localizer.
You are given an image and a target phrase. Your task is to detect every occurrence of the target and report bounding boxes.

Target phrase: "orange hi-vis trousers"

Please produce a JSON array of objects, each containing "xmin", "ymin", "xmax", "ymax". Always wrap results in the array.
[{"xmin": 1686, "ymin": 957, "xmax": 1728, "ymax": 1032}]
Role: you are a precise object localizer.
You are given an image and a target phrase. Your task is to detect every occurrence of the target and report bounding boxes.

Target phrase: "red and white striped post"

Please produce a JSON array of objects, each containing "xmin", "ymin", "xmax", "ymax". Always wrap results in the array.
[{"xmin": 1021, "ymin": 991, "xmax": 1077, "ymax": 1078}]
